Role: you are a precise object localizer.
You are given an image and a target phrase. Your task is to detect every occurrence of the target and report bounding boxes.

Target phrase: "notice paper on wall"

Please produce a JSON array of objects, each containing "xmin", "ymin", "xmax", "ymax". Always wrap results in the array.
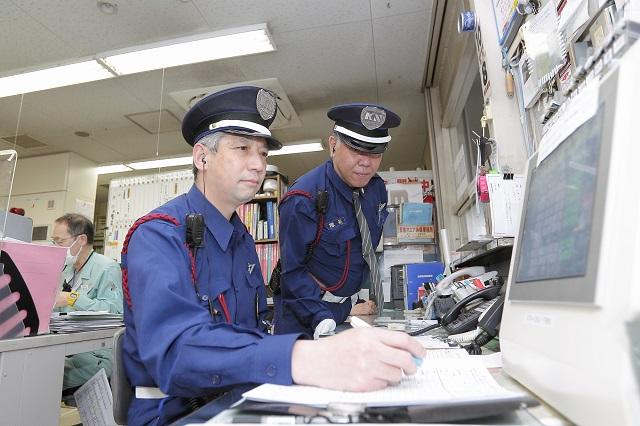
[{"xmin": 486, "ymin": 174, "xmax": 525, "ymax": 238}]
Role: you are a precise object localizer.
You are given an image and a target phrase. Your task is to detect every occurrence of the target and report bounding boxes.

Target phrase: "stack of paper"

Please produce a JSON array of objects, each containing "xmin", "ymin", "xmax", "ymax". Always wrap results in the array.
[
  {"xmin": 49, "ymin": 311, "xmax": 124, "ymax": 333},
  {"xmin": 243, "ymin": 349, "xmax": 526, "ymax": 408}
]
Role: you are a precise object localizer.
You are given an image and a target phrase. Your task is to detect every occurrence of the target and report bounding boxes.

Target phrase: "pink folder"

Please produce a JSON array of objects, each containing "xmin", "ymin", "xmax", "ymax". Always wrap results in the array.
[{"xmin": 1, "ymin": 239, "xmax": 66, "ymax": 336}]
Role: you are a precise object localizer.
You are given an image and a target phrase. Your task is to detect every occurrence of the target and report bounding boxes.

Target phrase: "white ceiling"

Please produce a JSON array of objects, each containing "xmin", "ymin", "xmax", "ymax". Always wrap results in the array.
[{"xmin": 0, "ymin": 0, "xmax": 434, "ymax": 181}]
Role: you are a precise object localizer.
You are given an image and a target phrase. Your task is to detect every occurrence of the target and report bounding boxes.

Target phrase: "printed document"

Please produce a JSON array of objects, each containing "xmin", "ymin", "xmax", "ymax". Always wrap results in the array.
[{"xmin": 243, "ymin": 349, "xmax": 525, "ymax": 407}]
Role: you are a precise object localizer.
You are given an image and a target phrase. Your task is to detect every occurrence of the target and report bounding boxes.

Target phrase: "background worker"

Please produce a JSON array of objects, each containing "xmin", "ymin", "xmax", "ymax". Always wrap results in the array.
[{"xmin": 52, "ymin": 213, "xmax": 123, "ymax": 390}]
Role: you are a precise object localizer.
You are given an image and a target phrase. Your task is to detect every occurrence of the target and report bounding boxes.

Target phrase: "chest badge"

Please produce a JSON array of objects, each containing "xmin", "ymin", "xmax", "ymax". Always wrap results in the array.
[{"xmin": 327, "ymin": 217, "xmax": 346, "ymax": 229}]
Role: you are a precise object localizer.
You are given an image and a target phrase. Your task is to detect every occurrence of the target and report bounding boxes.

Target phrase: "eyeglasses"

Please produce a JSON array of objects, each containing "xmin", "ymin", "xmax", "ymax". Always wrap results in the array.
[{"xmin": 50, "ymin": 236, "xmax": 76, "ymax": 246}]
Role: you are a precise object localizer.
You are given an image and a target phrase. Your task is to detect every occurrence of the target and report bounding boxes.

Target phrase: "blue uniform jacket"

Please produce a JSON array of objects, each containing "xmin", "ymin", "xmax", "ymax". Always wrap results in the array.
[
  {"xmin": 122, "ymin": 185, "xmax": 301, "ymax": 426},
  {"xmin": 274, "ymin": 160, "xmax": 388, "ymax": 336}
]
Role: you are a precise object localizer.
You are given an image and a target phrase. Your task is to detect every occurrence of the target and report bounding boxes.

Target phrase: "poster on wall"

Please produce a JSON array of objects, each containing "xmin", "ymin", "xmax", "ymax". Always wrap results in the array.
[
  {"xmin": 75, "ymin": 199, "xmax": 95, "ymax": 220},
  {"xmin": 377, "ymin": 170, "xmax": 434, "ymax": 203}
]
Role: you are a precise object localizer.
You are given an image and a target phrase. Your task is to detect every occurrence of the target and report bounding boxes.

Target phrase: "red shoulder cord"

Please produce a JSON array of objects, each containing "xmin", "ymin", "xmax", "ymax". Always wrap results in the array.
[
  {"xmin": 280, "ymin": 191, "xmax": 350, "ymax": 292},
  {"xmin": 121, "ymin": 213, "xmax": 230, "ymax": 322}
]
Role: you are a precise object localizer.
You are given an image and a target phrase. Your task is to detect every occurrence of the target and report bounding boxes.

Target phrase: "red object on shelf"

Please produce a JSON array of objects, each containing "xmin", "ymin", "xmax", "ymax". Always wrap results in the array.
[{"xmin": 9, "ymin": 207, "xmax": 25, "ymax": 216}]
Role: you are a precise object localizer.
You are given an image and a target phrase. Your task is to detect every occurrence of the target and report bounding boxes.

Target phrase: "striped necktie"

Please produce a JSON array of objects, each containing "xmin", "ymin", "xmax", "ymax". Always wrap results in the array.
[{"xmin": 353, "ymin": 190, "xmax": 384, "ymax": 315}]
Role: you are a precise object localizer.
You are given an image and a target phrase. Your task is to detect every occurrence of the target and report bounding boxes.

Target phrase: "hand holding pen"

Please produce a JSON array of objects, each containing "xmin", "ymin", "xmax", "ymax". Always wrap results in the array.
[
  {"xmin": 350, "ymin": 316, "xmax": 424, "ymax": 367},
  {"xmin": 291, "ymin": 315, "xmax": 426, "ymax": 392}
]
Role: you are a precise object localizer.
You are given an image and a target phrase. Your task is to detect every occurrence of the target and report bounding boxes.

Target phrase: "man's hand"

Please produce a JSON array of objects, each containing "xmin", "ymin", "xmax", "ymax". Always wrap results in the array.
[
  {"xmin": 55, "ymin": 291, "xmax": 71, "ymax": 308},
  {"xmin": 291, "ymin": 327, "xmax": 426, "ymax": 392},
  {"xmin": 350, "ymin": 300, "xmax": 376, "ymax": 316},
  {"xmin": 313, "ymin": 318, "xmax": 336, "ymax": 340}
]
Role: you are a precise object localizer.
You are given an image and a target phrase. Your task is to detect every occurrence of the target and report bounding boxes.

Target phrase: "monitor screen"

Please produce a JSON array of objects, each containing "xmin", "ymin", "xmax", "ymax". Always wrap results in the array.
[
  {"xmin": 515, "ymin": 109, "xmax": 604, "ymax": 283},
  {"xmin": 509, "ymin": 99, "xmax": 610, "ymax": 304},
  {"xmin": 501, "ymin": 36, "xmax": 640, "ymax": 426}
]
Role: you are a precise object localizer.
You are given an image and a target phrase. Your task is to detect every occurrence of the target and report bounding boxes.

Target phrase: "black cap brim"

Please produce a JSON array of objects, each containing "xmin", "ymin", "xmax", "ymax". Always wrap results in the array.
[
  {"xmin": 339, "ymin": 133, "xmax": 387, "ymax": 154},
  {"xmin": 195, "ymin": 127, "xmax": 282, "ymax": 150}
]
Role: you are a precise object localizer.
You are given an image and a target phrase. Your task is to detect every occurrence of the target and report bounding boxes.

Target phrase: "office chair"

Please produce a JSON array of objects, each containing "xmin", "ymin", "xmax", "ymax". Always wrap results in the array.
[{"xmin": 112, "ymin": 327, "xmax": 133, "ymax": 425}]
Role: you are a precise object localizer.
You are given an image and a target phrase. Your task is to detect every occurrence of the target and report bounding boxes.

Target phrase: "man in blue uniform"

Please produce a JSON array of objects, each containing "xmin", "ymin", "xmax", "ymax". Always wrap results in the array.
[
  {"xmin": 274, "ymin": 103, "xmax": 399, "ymax": 338},
  {"xmin": 122, "ymin": 87, "xmax": 424, "ymax": 426}
]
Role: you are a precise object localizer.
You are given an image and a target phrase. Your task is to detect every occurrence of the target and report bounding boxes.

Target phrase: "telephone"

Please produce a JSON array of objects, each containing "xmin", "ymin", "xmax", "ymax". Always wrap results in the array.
[
  {"xmin": 441, "ymin": 285, "xmax": 501, "ymax": 335},
  {"xmin": 424, "ymin": 266, "xmax": 486, "ymax": 317},
  {"xmin": 433, "ymin": 266, "xmax": 486, "ymax": 295},
  {"xmin": 414, "ymin": 266, "xmax": 505, "ymax": 354},
  {"xmin": 449, "ymin": 295, "xmax": 506, "ymax": 354}
]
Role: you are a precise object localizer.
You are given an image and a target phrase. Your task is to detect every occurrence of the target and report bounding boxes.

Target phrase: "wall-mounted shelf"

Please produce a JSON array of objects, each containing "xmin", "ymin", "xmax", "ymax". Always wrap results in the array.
[{"xmin": 452, "ymin": 237, "xmax": 514, "ymax": 269}]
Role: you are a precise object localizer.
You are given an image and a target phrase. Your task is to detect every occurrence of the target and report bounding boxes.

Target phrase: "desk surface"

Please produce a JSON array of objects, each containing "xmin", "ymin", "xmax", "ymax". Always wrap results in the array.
[
  {"xmin": 0, "ymin": 327, "xmax": 122, "ymax": 426},
  {"xmin": 173, "ymin": 368, "xmax": 570, "ymax": 425},
  {"xmin": 170, "ymin": 313, "xmax": 573, "ymax": 425},
  {"xmin": 0, "ymin": 328, "xmax": 120, "ymax": 352}
]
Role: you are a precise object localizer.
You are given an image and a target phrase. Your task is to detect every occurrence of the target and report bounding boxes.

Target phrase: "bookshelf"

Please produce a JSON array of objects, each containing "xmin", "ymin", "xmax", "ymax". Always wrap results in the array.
[{"xmin": 237, "ymin": 173, "xmax": 287, "ymax": 288}]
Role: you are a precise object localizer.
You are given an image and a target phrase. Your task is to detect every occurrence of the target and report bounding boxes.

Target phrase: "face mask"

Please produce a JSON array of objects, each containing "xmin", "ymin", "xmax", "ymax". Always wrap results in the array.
[{"xmin": 64, "ymin": 238, "xmax": 80, "ymax": 267}]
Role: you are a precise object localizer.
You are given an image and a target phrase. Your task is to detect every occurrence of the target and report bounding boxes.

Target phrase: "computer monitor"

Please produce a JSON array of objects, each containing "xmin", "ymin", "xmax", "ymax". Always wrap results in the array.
[{"xmin": 500, "ymin": 41, "xmax": 640, "ymax": 425}]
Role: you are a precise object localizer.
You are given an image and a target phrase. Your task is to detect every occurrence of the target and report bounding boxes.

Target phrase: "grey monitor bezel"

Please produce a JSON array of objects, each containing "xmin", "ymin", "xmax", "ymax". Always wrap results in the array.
[{"xmin": 508, "ymin": 73, "xmax": 618, "ymax": 304}]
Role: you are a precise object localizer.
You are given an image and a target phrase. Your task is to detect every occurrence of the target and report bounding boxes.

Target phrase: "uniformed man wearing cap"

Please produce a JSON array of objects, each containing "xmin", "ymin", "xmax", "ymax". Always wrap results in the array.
[
  {"xmin": 122, "ymin": 88, "xmax": 424, "ymax": 425},
  {"xmin": 274, "ymin": 103, "xmax": 400, "ymax": 339}
]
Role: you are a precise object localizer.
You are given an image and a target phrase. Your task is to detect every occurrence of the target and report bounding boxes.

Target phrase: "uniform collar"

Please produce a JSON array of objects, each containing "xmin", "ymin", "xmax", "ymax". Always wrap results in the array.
[
  {"xmin": 186, "ymin": 185, "xmax": 243, "ymax": 251},
  {"xmin": 326, "ymin": 160, "xmax": 371, "ymax": 201},
  {"xmin": 62, "ymin": 250, "xmax": 96, "ymax": 283}
]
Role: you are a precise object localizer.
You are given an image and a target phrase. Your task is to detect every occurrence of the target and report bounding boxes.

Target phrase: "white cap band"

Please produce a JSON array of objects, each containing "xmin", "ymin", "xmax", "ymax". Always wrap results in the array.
[
  {"xmin": 210, "ymin": 119, "xmax": 272, "ymax": 136},
  {"xmin": 334, "ymin": 125, "xmax": 391, "ymax": 144}
]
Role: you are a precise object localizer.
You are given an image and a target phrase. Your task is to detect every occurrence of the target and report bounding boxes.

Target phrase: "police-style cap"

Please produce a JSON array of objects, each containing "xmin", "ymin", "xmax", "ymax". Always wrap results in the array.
[
  {"xmin": 328, "ymin": 103, "xmax": 400, "ymax": 154},
  {"xmin": 181, "ymin": 86, "xmax": 282, "ymax": 150}
]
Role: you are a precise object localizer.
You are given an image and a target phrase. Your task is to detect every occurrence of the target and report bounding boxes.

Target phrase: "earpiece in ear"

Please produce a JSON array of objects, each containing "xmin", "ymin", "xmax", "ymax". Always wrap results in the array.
[{"xmin": 202, "ymin": 156, "xmax": 207, "ymax": 164}]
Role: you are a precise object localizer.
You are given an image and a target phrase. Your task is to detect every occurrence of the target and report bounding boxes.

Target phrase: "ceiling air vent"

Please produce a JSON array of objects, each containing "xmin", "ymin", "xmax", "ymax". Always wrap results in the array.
[
  {"xmin": 169, "ymin": 78, "xmax": 301, "ymax": 130},
  {"xmin": 124, "ymin": 109, "xmax": 181, "ymax": 134},
  {"xmin": 1, "ymin": 134, "xmax": 47, "ymax": 149}
]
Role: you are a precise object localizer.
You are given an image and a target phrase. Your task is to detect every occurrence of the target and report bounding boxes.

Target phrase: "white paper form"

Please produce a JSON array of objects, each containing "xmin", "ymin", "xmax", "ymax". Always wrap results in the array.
[
  {"xmin": 243, "ymin": 351, "xmax": 525, "ymax": 408},
  {"xmin": 74, "ymin": 369, "xmax": 117, "ymax": 426},
  {"xmin": 537, "ymin": 82, "xmax": 599, "ymax": 166},
  {"xmin": 486, "ymin": 174, "xmax": 525, "ymax": 238}
]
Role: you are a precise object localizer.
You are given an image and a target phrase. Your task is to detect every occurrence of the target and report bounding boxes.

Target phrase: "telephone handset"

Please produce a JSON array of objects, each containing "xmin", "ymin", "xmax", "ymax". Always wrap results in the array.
[
  {"xmin": 433, "ymin": 266, "xmax": 486, "ymax": 295},
  {"xmin": 424, "ymin": 266, "xmax": 487, "ymax": 316},
  {"xmin": 441, "ymin": 285, "xmax": 501, "ymax": 335}
]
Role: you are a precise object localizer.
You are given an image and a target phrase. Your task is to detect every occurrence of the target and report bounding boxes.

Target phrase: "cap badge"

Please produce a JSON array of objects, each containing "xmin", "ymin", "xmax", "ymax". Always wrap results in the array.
[
  {"xmin": 256, "ymin": 89, "xmax": 277, "ymax": 121},
  {"xmin": 360, "ymin": 106, "xmax": 386, "ymax": 130}
]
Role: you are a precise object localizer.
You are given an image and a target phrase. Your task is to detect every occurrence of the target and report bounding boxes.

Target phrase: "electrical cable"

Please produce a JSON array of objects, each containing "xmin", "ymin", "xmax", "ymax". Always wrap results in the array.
[{"xmin": 408, "ymin": 323, "xmax": 441, "ymax": 336}]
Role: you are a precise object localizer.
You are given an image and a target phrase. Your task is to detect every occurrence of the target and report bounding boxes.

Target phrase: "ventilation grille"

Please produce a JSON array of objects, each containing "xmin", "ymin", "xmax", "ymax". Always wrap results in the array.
[
  {"xmin": 169, "ymin": 78, "xmax": 302, "ymax": 130},
  {"xmin": 124, "ymin": 109, "xmax": 181, "ymax": 134},
  {"xmin": 32, "ymin": 225, "xmax": 48, "ymax": 241},
  {"xmin": 1, "ymin": 134, "xmax": 47, "ymax": 149}
]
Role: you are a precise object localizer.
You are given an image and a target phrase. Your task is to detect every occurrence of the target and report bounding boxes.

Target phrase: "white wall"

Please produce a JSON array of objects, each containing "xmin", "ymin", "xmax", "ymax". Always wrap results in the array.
[
  {"xmin": 11, "ymin": 152, "xmax": 97, "ymax": 239},
  {"xmin": 471, "ymin": 1, "xmax": 528, "ymax": 173}
]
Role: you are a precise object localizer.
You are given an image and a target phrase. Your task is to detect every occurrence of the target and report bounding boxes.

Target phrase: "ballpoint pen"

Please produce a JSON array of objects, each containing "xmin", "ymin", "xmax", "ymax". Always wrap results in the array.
[{"xmin": 349, "ymin": 316, "xmax": 423, "ymax": 366}]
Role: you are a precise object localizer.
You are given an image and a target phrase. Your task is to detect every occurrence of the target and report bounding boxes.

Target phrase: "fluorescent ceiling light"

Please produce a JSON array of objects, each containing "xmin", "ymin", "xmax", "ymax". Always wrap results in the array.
[
  {"xmin": 0, "ymin": 24, "xmax": 274, "ymax": 98},
  {"xmin": 96, "ymin": 164, "xmax": 133, "ymax": 174},
  {"xmin": 0, "ymin": 60, "xmax": 115, "ymax": 98},
  {"xmin": 99, "ymin": 137, "xmax": 321, "ymax": 174},
  {"xmin": 126, "ymin": 156, "xmax": 192, "ymax": 170},
  {"xmin": 101, "ymin": 24, "xmax": 275, "ymax": 75},
  {"xmin": 268, "ymin": 140, "xmax": 324, "ymax": 157}
]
